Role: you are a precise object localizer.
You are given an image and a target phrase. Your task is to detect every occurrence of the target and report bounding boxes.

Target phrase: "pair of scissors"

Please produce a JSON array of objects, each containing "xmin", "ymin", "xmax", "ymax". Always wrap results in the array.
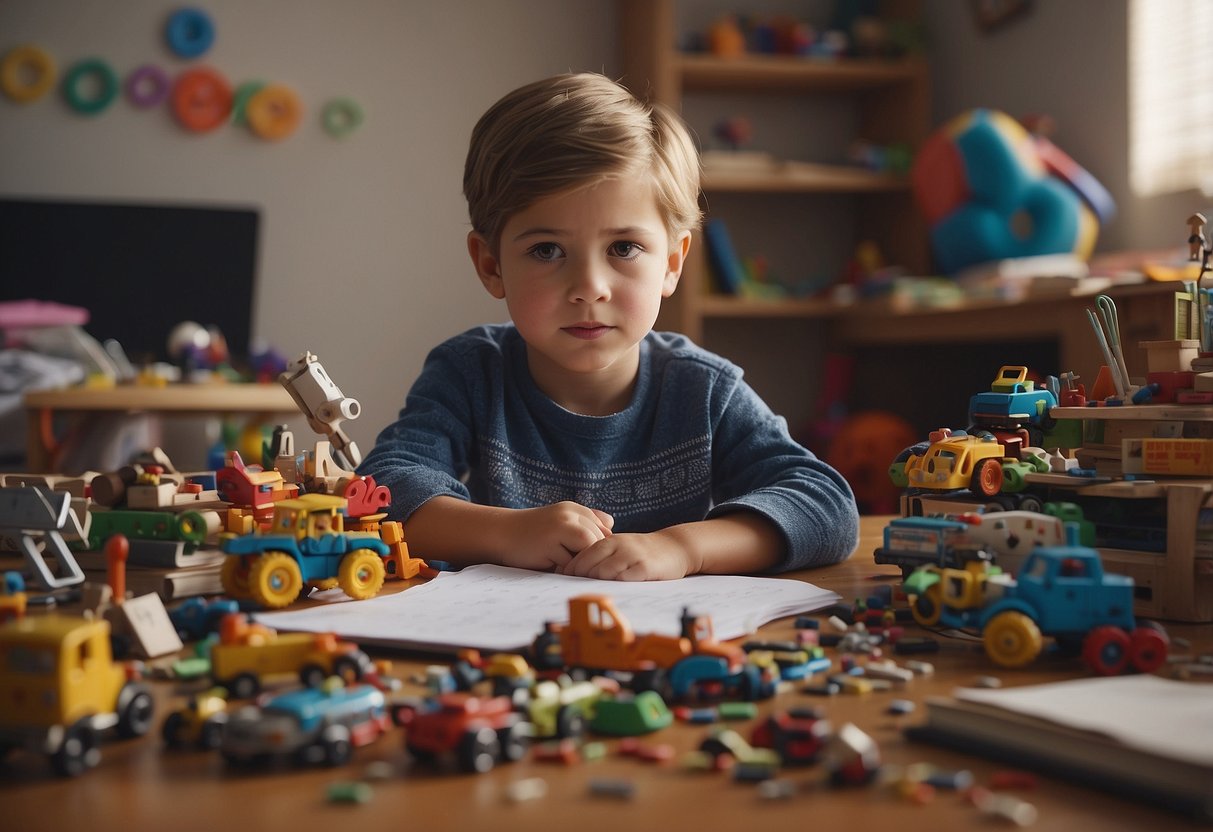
[{"xmin": 1095, "ymin": 294, "xmax": 1131, "ymax": 397}]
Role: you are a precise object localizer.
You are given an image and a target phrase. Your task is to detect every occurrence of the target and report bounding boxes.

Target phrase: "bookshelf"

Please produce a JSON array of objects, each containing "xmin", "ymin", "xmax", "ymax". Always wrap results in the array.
[{"xmin": 617, "ymin": 0, "xmax": 931, "ymax": 437}]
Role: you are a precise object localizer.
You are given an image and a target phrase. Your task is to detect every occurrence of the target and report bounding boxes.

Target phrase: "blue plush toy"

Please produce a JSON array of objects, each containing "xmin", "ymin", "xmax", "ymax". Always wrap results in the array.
[{"xmin": 911, "ymin": 109, "xmax": 1113, "ymax": 275}]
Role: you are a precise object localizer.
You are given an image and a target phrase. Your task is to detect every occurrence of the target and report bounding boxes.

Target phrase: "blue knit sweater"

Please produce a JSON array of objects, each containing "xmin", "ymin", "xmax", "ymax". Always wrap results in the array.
[{"xmin": 357, "ymin": 324, "xmax": 858, "ymax": 572}]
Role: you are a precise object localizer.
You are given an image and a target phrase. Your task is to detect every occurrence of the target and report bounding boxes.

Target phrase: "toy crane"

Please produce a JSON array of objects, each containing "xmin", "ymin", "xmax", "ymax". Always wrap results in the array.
[{"xmin": 278, "ymin": 351, "xmax": 362, "ymax": 470}]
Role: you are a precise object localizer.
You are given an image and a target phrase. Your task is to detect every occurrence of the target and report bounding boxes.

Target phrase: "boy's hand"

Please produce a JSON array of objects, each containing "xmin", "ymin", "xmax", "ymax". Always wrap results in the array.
[
  {"xmin": 558, "ymin": 530, "xmax": 695, "ymax": 581},
  {"xmin": 497, "ymin": 501, "xmax": 614, "ymax": 572}
]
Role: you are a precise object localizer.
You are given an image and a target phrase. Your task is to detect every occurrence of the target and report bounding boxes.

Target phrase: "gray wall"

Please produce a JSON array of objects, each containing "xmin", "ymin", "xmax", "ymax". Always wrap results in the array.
[
  {"xmin": 1, "ymin": 1, "xmax": 1190, "ymax": 469},
  {"xmin": 0, "ymin": 1, "xmax": 617, "ymax": 468},
  {"xmin": 924, "ymin": 0, "xmax": 1196, "ymax": 253}
]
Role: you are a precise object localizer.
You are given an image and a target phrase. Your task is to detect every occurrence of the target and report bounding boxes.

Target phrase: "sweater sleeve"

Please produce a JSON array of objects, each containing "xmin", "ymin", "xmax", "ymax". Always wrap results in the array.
[
  {"xmin": 704, "ymin": 373, "xmax": 859, "ymax": 572},
  {"xmin": 356, "ymin": 342, "xmax": 477, "ymax": 522}
]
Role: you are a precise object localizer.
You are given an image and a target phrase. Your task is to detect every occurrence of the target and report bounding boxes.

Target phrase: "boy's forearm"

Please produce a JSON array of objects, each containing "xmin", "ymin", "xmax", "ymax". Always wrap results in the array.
[
  {"xmin": 660, "ymin": 512, "xmax": 784, "ymax": 575},
  {"xmin": 402, "ymin": 496, "xmax": 510, "ymax": 567}
]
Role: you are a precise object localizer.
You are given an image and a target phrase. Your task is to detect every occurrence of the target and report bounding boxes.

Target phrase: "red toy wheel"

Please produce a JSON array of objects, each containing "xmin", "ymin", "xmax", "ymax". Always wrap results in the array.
[
  {"xmin": 970, "ymin": 457, "xmax": 1003, "ymax": 497},
  {"xmin": 1128, "ymin": 626, "xmax": 1169, "ymax": 673},
  {"xmin": 1082, "ymin": 626, "xmax": 1131, "ymax": 675}
]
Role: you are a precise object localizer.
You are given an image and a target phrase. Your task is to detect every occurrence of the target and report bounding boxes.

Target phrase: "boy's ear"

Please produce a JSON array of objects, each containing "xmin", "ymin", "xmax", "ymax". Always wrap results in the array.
[
  {"xmin": 468, "ymin": 231, "xmax": 505, "ymax": 299},
  {"xmin": 662, "ymin": 231, "xmax": 692, "ymax": 298}
]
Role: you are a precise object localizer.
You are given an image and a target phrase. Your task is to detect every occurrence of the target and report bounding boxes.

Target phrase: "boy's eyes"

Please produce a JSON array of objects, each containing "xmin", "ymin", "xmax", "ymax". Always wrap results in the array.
[
  {"xmin": 524, "ymin": 241, "xmax": 645, "ymax": 261},
  {"xmin": 526, "ymin": 242, "xmax": 564, "ymax": 261},
  {"xmin": 608, "ymin": 241, "xmax": 643, "ymax": 259}
]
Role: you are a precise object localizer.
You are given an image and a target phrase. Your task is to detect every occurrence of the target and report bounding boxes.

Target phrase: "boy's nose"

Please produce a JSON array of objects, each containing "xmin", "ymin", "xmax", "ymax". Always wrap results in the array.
[{"xmin": 567, "ymin": 259, "xmax": 611, "ymax": 303}]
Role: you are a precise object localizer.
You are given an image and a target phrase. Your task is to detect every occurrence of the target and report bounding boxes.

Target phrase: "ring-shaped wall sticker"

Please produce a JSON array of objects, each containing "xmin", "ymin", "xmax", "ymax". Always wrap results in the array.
[
  {"xmin": 1, "ymin": 44, "xmax": 56, "ymax": 103},
  {"xmin": 165, "ymin": 7, "xmax": 216, "ymax": 59},
  {"xmin": 126, "ymin": 64, "xmax": 170, "ymax": 108},
  {"xmin": 230, "ymin": 79, "xmax": 265, "ymax": 125},
  {"xmin": 62, "ymin": 57, "xmax": 119, "ymax": 115},
  {"xmin": 170, "ymin": 66, "xmax": 232, "ymax": 132},
  {"xmin": 322, "ymin": 97, "xmax": 364, "ymax": 139},
  {"xmin": 246, "ymin": 84, "xmax": 303, "ymax": 141}
]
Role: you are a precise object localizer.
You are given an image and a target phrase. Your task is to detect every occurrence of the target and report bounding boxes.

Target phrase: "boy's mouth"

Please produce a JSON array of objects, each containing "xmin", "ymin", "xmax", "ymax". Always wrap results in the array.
[{"xmin": 563, "ymin": 324, "xmax": 612, "ymax": 340}]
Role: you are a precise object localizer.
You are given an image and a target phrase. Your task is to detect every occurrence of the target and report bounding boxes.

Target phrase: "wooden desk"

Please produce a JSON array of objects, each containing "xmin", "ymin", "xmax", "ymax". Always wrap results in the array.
[
  {"xmin": 4, "ymin": 515, "xmax": 1209, "ymax": 831},
  {"xmin": 23, "ymin": 384, "xmax": 298, "ymax": 472}
]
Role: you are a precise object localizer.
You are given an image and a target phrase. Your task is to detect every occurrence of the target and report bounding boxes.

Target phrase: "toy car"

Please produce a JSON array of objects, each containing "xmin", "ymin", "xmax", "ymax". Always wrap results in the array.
[
  {"xmin": 220, "ymin": 680, "xmax": 390, "ymax": 767},
  {"xmin": 750, "ymin": 707, "xmax": 832, "ymax": 766},
  {"xmin": 402, "ymin": 693, "xmax": 529, "ymax": 774},
  {"xmin": 169, "ymin": 597, "xmax": 241, "ymax": 641},
  {"xmin": 161, "ymin": 688, "xmax": 229, "ymax": 750}
]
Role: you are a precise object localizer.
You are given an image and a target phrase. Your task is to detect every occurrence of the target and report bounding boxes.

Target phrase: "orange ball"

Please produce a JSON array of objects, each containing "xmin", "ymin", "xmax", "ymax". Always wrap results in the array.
[{"xmin": 827, "ymin": 411, "xmax": 918, "ymax": 514}]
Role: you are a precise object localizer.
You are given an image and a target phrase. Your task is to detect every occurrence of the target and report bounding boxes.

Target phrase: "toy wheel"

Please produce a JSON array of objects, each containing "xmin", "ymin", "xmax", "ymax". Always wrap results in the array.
[
  {"xmin": 226, "ymin": 673, "xmax": 260, "ymax": 700},
  {"xmin": 911, "ymin": 584, "xmax": 944, "ymax": 628},
  {"xmin": 970, "ymin": 458, "xmax": 1003, "ymax": 498},
  {"xmin": 1016, "ymin": 494, "xmax": 1044, "ymax": 514},
  {"xmin": 1129, "ymin": 626, "xmax": 1169, "ymax": 673},
  {"xmin": 161, "ymin": 711, "xmax": 187, "ymax": 747},
  {"xmin": 983, "ymin": 611, "xmax": 1043, "ymax": 668},
  {"xmin": 299, "ymin": 663, "xmax": 328, "ymax": 688},
  {"xmin": 220, "ymin": 557, "xmax": 252, "ymax": 599},
  {"xmin": 311, "ymin": 577, "xmax": 339, "ymax": 591},
  {"xmin": 321, "ymin": 727, "xmax": 353, "ymax": 766},
  {"xmin": 332, "ymin": 653, "xmax": 368, "ymax": 685},
  {"xmin": 497, "ymin": 723, "xmax": 528, "ymax": 762},
  {"xmin": 1082, "ymin": 626, "xmax": 1131, "ymax": 675},
  {"xmin": 52, "ymin": 721, "xmax": 100, "ymax": 777},
  {"xmin": 175, "ymin": 510, "xmax": 208, "ymax": 545},
  {"xmin": 199, "ymin": 717, "xmax": 226, "ymax": 751},
  {"xmin": 117, "ymin": 685, "xmax": 155, "ymax": 738},
  {"xmin": 457, "ymin": 726, "xmax": 501, "ymax": 773},
  {"xmin": 249, "ymin": 551, "xmax": 304, "ymax": 608},
  {"xmin": 338, "ymin": 549, "xmax": 386, "ymax": 600},
  {"xmin": 555, "ymin": 705, "xmax": 586, "ymax": 740}
]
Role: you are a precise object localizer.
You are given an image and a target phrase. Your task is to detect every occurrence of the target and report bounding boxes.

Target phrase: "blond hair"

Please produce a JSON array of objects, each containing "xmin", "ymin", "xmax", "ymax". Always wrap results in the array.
[{"xmin": 463, "ymin": 72, "xmax": 701, "ymax": 250}]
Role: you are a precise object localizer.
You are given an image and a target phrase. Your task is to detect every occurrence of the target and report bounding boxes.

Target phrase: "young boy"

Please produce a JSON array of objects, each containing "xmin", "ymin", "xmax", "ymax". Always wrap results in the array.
[{"xmin": 357, "ymin": 72, "xmax": 858, "ymax": 580}]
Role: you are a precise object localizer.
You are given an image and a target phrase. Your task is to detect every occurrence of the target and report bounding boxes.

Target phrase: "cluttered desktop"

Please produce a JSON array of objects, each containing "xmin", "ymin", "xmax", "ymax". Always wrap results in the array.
[{"xmin": 2, "ymin": 331, "xmax": 1212, "ymax": 831}]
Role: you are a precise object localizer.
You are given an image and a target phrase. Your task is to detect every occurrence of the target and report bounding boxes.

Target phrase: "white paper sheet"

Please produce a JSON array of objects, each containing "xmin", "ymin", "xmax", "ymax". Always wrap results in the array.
[
  {"xmin": 252, "ymin": 563, "xmax": 841, "ymax": 653},
  {"xmin": 955, "ymin": 674, "xmax": 1213, "ymax": 767}
]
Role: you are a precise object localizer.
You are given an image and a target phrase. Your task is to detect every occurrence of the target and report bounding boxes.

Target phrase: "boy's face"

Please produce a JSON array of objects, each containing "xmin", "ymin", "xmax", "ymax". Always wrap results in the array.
[{"xmin": 469, "ymin": 178, "xmax": 690, "ymax": 407}]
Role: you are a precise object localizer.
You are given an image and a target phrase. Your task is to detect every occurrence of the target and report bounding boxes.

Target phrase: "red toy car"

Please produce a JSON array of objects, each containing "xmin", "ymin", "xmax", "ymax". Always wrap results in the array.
[{"xmin": 401, "ymin": 693, "xmax": 529, "ymax": 774}]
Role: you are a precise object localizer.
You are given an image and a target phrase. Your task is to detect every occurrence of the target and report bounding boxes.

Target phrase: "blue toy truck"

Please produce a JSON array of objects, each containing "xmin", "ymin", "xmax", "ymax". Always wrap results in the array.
[
  {"xmin": 220, "ymin": 494, "xmax": 390, "ymax": 609},
  {"xmin": 904, "ymin": 525, "xmax": 1168, "ymax": 674}
]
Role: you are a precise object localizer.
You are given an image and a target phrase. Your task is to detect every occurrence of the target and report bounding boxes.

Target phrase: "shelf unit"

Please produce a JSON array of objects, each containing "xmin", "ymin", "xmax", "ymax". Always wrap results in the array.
[{"xmin": 618, "ymin": 0, "xmax": 931, "ymax": 347}]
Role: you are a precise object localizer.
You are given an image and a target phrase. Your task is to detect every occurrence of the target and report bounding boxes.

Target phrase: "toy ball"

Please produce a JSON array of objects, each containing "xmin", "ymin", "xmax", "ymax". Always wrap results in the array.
[
  {"xmin": 827, "ymin": 410, "xmax": 917, "ymax": 515},
  {"xmin": 912, "ymin": 108, "xmax": 1108, "ymax": 275}
]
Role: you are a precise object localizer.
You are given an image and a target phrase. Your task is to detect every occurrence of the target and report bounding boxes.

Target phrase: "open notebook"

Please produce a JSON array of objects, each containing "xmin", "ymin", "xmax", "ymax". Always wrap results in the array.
[{"xmin": 252, "ymin": 564, "xmax": 841, "ymax": 654}]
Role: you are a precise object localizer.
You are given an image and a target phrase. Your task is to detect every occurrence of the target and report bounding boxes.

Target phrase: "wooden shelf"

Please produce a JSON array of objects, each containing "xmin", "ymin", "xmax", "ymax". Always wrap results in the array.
[
  {"xmin": 25, "ymin": 383, "xmax": 296, "ymax": 413},
  {"xmin": 678, "ymin": 53, "xmax": 927, "ymax": 93},
  {"xmin": 697, "ymin": 294, "xmax": 837, "ymax": 319},
  {"xmin": 704, "ymin": 162, "xmax": 911, "ymax": 194}
]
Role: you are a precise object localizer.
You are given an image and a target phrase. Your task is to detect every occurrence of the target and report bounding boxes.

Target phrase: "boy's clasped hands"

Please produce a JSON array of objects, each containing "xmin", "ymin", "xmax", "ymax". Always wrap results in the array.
[{"xmin": 498, "ymin": 500, "xmax": 698, "ymax": 581}]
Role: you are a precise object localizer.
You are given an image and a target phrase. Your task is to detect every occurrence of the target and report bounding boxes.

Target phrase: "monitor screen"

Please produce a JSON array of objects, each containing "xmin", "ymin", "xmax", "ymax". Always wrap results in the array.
[{"xmin": 0, "ymin": 197, "xmax": 260, "ymax": 363}]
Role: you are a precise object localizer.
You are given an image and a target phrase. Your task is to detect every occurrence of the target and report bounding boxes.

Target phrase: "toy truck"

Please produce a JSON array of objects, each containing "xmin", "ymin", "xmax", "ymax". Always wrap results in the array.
[
  {"xmin": 220, "ymin": 493, "xmax": 391, "ymax": 608},
  {"xmin": 968, "ymin": 365, "xmax": 1059, "ymax": 448},
  {"xmin": 903, "ymin": 525, "xmax": 1169, "ymax": 674},
  {"xmin": 534, "ymin": 594, "xmax": 774, "ymax": 702},
  {"xmin": 0, "ymin": 615, "xmax": 154, "ymax": 776},
  {"xmin": 401, "ymin": 692, "xmax": 529, "ymax": 774},
  {"xmin": 876, "ymin": 511, "xmax": 1067, "ymax": 576},
  {"xmin": 208, "ymin": 613, "xmax": 375, "ymax": 698}
]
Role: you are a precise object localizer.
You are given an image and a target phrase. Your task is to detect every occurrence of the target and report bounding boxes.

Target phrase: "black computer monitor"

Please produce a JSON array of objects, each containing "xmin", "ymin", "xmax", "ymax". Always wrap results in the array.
[{"xmin": 0, "ymin": 197, "xmax": 260, "ymax": 363}]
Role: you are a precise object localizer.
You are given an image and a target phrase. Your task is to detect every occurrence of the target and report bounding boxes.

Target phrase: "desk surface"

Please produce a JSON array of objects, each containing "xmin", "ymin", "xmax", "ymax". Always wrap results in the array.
[{"xmin": 4, "ymin": 515, "xmax": 1210, "ymax": 831}]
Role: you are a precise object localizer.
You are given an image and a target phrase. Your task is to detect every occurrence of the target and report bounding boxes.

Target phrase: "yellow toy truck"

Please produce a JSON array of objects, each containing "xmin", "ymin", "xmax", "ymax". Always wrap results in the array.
[
  {"xmin": 0, "ymin": 615, "xmax": 154, "ymax": 776},
  {"xmin": 208, "ymin": 612, "xmax": 375, "ymax": 698}
]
